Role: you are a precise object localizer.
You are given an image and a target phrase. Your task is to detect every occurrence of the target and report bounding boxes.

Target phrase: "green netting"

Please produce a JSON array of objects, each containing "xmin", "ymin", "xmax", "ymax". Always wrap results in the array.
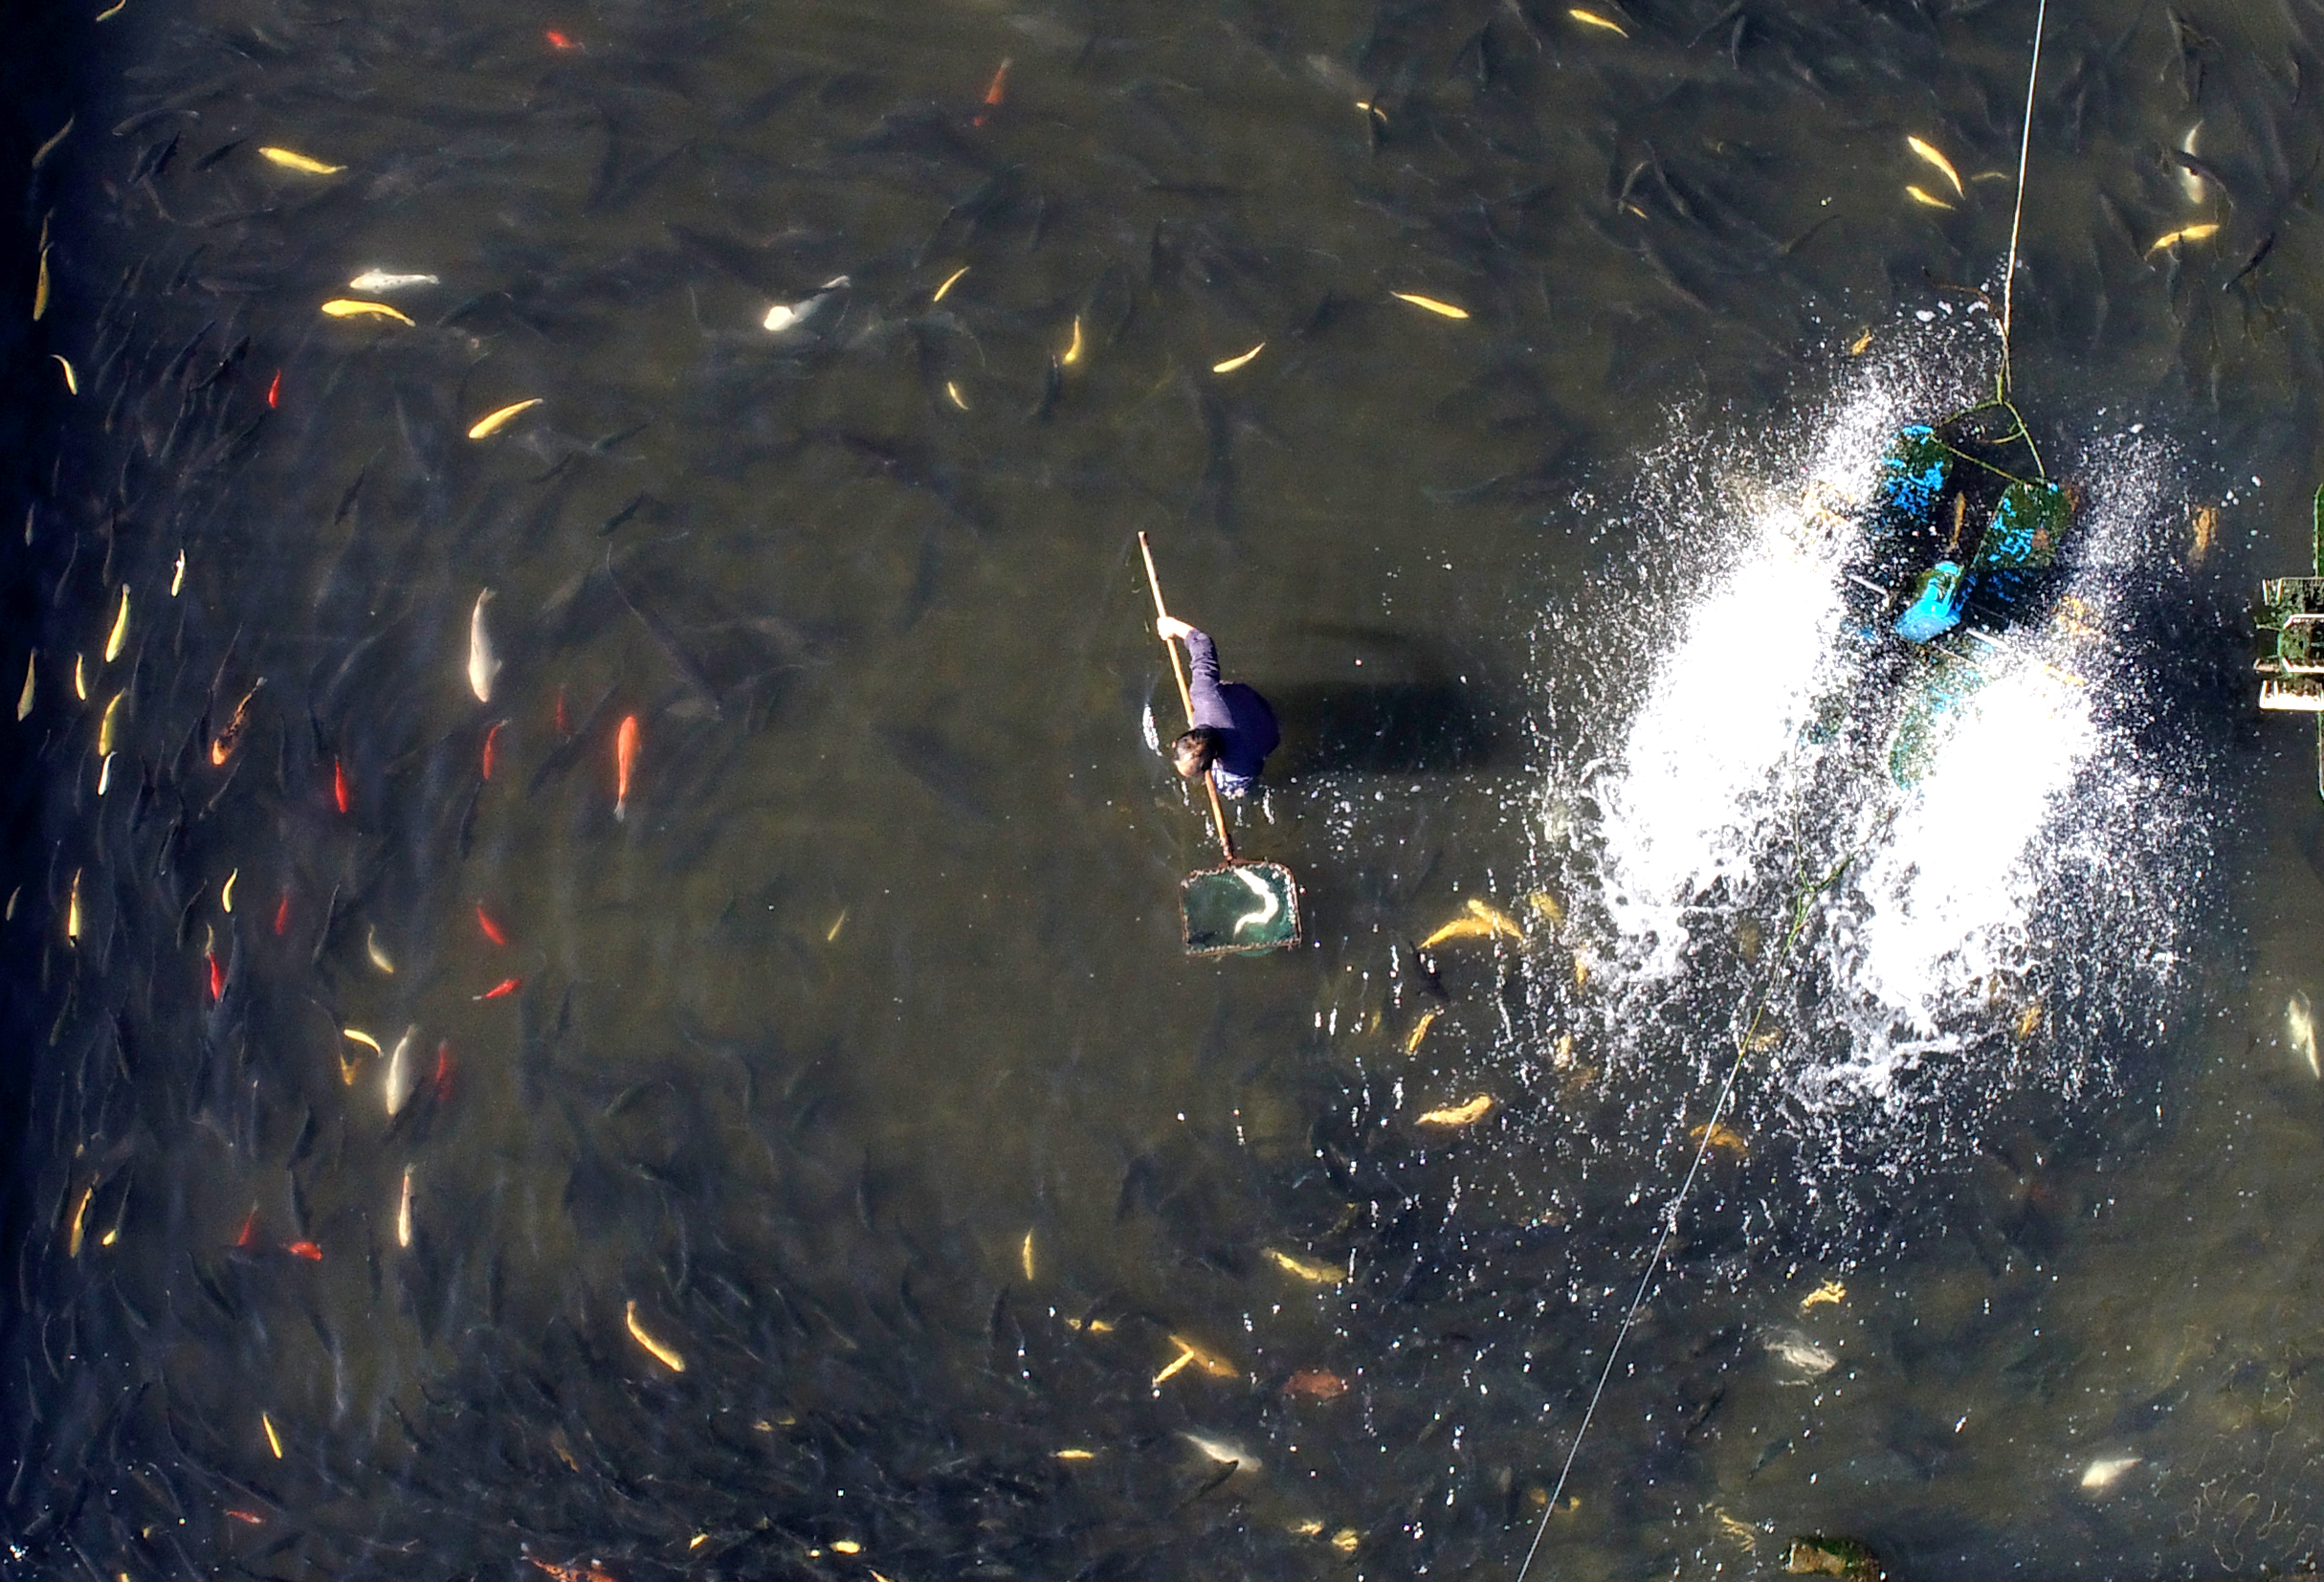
[{"xmin": 1181, "ymin": 862, "xmax": 1300, "ymax": 955}]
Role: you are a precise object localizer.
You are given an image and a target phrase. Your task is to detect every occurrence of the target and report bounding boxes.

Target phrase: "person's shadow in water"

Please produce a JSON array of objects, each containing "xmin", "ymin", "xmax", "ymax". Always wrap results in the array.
[{"xmin": 1264, "ymin": 624, "xmax": 1512, "ymax": 778}]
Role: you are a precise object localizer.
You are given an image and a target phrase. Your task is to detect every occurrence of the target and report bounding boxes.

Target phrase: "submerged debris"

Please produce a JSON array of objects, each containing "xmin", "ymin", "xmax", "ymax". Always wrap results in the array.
[{"xmin": 1785, "ymin": 1535, "xmax": 1882, "ymax": 1582}]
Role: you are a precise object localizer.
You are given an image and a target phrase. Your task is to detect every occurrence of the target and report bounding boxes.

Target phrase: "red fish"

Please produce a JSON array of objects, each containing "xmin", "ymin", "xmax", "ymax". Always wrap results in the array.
[
  {"xmin": 432, "ymin": 1041, "xmax": 454, "ymax": 1103},
  {"xmin": 527, "ymin": 1558, "xmax": 616, "ymax": 1582},
  {"xmin": 333, "ymin": 758, "xmax": 349, "ymax": 814},
  {"xmin": 544, "ymin": 29, "xmax": 578, "ymax": 49},
  {"xmin": 973, "ymin": 58, "xmax": 1010, "ymax": 125},
  {"xmin": 481, "ymin": 720, "xmax": 504, "ymax": 781},
  {"xmin": 273, "ymin": 893, "xmax": 290, "ymax": 936},
  {"xmin": 476, "ymin": 977, "xmax": 521, "ymax": 1001},
  {"xmin": 266, "ymin": 369, "xmax": 281, "ymax": 409},
  {"xmin": 234, "ymin": 1209, "xmax": 258, "ymax": 1248},
  {"xmin": 226, "ymin": 1509, "xmax": 266, "ymax": 1526},
  {"xmin": 207, "ymin": 952, "xmax": 223, "ymax": 1002},
  {"xmin": 284, "ymin": 1239, "xmax": 321, "ymax": 1261},
  {"xmin": 614, "ymin": 715, "xmax": 638, "ymax": 821},
  {"xmin": 476, "ymin": 903, "xmax": 507, "ymax": 947}
]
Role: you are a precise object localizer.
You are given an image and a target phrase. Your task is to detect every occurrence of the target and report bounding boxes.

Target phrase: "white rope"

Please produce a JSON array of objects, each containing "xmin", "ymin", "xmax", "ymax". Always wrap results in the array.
[{"xmin": 2000, "ymin": 0, "xmax": 2051, "ymax": 391}]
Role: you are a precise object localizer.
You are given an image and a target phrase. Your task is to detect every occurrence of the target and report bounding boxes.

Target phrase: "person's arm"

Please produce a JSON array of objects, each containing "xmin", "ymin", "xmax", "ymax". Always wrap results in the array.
[{"xmin": 1181, "ymin": 628, "xmax": 1232, "ymax": 730}]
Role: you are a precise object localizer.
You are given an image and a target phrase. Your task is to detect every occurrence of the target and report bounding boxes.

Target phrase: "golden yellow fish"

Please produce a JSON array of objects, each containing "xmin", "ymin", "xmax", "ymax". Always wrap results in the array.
[
  {"xmin": 1059, "ymin": 315, "xmax": 1084, "ymax": 367},
  {"xmin": 1020, "ymin": 1230, "xmax": 1036, "ymax": 1281},
  {"xmin": 104, "ymin": 586, "xmax": 129, "ymax": 662},
  {"xmin": 220, "ymin": 868, "xmax": 237, "ymax": 913},
  {"xmin": 1572, "ymin": 951, "xmax": 1591, "ymax": 989},
  {"xmin": 1212, "ymin": 343, "xmax": 1265, "ymax": 374},
  {"xmin": 321, "ymin": 299, "xmax": 414, "ymax": 325},
  {"xmin": 1905, "ymin": 184, "xmax": 1954, "ymax": 210},
  {"xmin": 1465, "ymin": 897, "xmax": 1524, "ymax": 939},
  {"xmin": 1265, "ymin": 1248, "xmax": 1343, "ymax": 1285},
  {"xmin": 2146, "ymin": 222, "xmax": 2220, "ymax": 256},
  {"xmin": 52, "ymin": 354, "xmax": 76, "ymax": 394},
  {"xmin": 1906, "ymin": 136, "xmax": 1963, "ymax": 196},
  {"xmin": 1526, "ymin": 890, "xmax": 1563, "ymax": 927},
  {"xmin": 2189, "ymin": 502, "xmax": 2217, "ymax": 564},
  {"xmin": 2014, "ymin": 1001, "xmax": 2042, "ymax": 1038},
  {"xmin": 66, "ymin": 1181, "xmax": 94, "ymax": 1258},
  {"xmin": 1391, "ymin": 291, "xmax": 1470, "ymax": 320},
  {"xmin": 1401, "ymin": 1007, "xmax": 1440, "ymax": 1056},
  {"xmin": 625, "ymin": 1301, "xmax": 687, "ymax": 1371},
  {"xmin": 72, "ymin": 654, "xmax": 86, "ymax": 701},
  {"xmin": 258, "ymin": 145, "xmax": 344, "ymax": 174},
  {"xmin": 1799, "ymin": 1280, "xmax": 1846, "ymax": 1311},
  {"xmin": 931, "ymin": 264, "xmax": 970, "ymax": 302},
  {"xmin": 365, "ymin": 926, "xmax": 396, "ymax": 974},
  {"xmin": 341, "ymin": 1027, "xmax": 383, "ymax": 1055},
  {"xmin": 1418, "ymin": 915, "xmax": 1496, "ymax": 948},
  {"xmin": 262, "ymin": 1413, "xmax": 283, "ymax": 1459},
  {"xmin": 1054, "ymin": 1448, "xmax": 1096, "ymax": 1461},
  {"xmin": 1567, "ymin": 7, "xmax": 1628, "ymax": 35},
  {"xmin": 33, "ymin": 247, "xmax": 50, "ymax": 321},
  {"xmin": 97, "ymin": 692, "xmax": 122, "ymax": 756},
  {"xmin": 65, "ymin": 869, "xmax": 80, "ymax": 943},
  {"xmin": 944, "ymin": 381, "xmax": 968, "ymax": 410},
  {"xmin": 467, "ymin": 398, "xmax": 542, "ymax": 439},
  {"xmin": 1157, "ymin": 1334, "xmax": 1236, "ymax": 1382},
  {"xmin": 1847, "ymin": 327, "xmax": 1873, "ymax": 356},
  {"xmin": 1714, "ymin": 1509, "xmax": 1759, "ymax": 1551},
  {"xmin": 1332, "ymin": 1529, "xmax": 1361, "ymax": 1553},
  {"xmin": 1690, "ymin": 1120, "xmax": 1748, "ymax": 1156},
  {"xmin": 14, "ymin": 657, "xmax": 31, "ymax": 724},
  {"xmin": 1415, "ymin": 1094, "xmax": 1494, "ymax": 1128}
]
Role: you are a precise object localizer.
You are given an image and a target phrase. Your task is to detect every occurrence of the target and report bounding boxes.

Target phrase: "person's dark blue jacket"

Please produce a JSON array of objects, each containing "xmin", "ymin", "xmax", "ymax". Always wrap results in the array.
[{"xmin": 1184, "ymin": 628, "xmax": 1278, "ymax": 797}]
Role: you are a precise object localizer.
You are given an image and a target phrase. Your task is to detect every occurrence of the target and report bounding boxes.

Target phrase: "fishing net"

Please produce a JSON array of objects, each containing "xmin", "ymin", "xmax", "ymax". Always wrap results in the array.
[{"xmin": 1180, "ymin": 862, "xmax": 1299, "ymax": 955}]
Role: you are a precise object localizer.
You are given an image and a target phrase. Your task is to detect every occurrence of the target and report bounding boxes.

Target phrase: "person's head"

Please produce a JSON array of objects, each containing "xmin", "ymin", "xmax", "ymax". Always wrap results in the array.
[{"xmin": 1172, "ymin": 727, "xmax": 1222, "ymax": 780}]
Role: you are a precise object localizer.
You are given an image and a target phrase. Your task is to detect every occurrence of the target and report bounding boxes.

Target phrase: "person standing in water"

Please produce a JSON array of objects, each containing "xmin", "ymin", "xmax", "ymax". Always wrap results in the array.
[{"xmin": 1156, "ymin": 615, "xmax": 1279, "ymax": 798}]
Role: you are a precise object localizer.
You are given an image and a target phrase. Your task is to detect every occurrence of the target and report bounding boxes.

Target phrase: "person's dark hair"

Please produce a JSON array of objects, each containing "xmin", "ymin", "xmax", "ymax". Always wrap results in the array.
[{"xmin": 1172, "ymin": 727, "xmax": 1222, "ymax": 777}]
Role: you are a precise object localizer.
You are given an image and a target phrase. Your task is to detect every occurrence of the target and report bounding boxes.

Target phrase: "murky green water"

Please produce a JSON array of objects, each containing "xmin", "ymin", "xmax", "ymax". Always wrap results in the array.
[{"xmin": 9, "ymin": 0, "xmax": 2324, "ymax": 1576}]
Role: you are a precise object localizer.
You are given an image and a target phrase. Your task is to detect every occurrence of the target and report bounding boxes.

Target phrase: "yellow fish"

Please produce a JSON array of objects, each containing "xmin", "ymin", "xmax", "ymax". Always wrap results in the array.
[
  {"xmin": 1211, "ymin": 343, "xmax": 1265, "ymax": 374},
  {"xmin": 1690, "ymin": 1120, "xmax": 1748, "ymax": 1156},
  {"xmin": 262, "ymin": 1413, "xmax": 283, "ymax": 1459},
  {"xmin": 2189, "ymin": 503, "xmax": 2217, "ymax": 564},
  {"xmin": 1401, "ymin": 1008, "xmax": 1440, "ymax": 1056},
  {"xmin": 467, "ymin": 398, "xmax": 542, "ymax": 439},
  {"xmin": 66, "ymin": 1181, "xmax": 94, "ymax": 1258},
  {"xmin": 2146, "ymin": 222, "xmax": 2220, "ymax": 256},
  {"xmin": 1391, "ymin": 291, "xmax": 1470, "ymax": 320},
  {"xmin": 1567, "ymin": 7, "xmax": 1628, "ymax": 35},
  {"xmin": 52, "ymin": 354, "xmax": 77, "ymax": 394},
  {"xmin": 97, "ymin": 691, "xmax": 122, "ymax": 756},
  {"xmin": 258, "ymin": 145, "xmax": 344, "ymax": 174},
  {"xmin": 1799, "ymin": 1280, "xmax": 1846, "ymax": 1311},
  {"xmin": 1020, "ymin": 1230, "xmax": 1036, "ymax": 1281},
  {"xmin": 321, "ymin": 299, "xmax": 414, "ymax": 325},
  {"xmin": 1415, "ymin": 1094, "xmax": 1494, "ymax": 1128},
  {"xmin": 1265, "ymin": 1248, "xmax": 1343, "ymax": 1285},
  {"xmin": 1906, "ymin": 136, "xmax": 1963, "ymax": 196},
  {"xmin": 1847, "ymin": 327, "xmax": 1873, "ymax": 356},
  {"xmin": 1162, "ymin": 1334, "xmax": 1236, "ymax": 1378},
  {"xmin": 13, "ymin": 657, "xmax": 30, "ymax": 723},
  {"xmin": 944, "ymin": 381, "xmax": 968, "ymax": 410},
  {"xmin": 1905, "ymin": 184, "xmax": 1954, "ymax": 210},
  {"xmin": 104, "ymin": 586, "xmax": 129, "ymax": 662},
  {"xmin": 1714, "ymin": 1509, "xmax": 1759, "ymax": 1551},
  {"xmin": 1526, "ymin": 890, "xmax": 1563, "ymax": 927},
  {"xmin": 2014, "ymin": 1001, "xmax": 2042, "ymax": 1038},
  {"xmin": 1463, "ymin": 897, "xmax": 1525, "ymax": 939},
  {"xmin": 1418, "ymin": 916, "xmax": 1496, "ymax": 948},
  {"xmin": 1059, "ymin": 316, "xmax": 1084, "ymax": 367},
  {"xmin": 931, "ymin": 264, "xmax": 970, "ymax": 302},
  {"xmin": 625, "ymin": 1301, "xmax": 687, "ymax": 1371},
  {"xmin": 33, "ymin": 247, "xmax": 50, "ymax": 321}
]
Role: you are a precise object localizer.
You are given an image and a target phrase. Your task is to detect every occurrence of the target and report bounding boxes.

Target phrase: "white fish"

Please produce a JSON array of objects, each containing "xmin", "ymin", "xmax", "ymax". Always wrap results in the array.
[
  {"xmin": 383, "ymin": 1024, "xmax": 421, "ymax": 1116},
  {"xmin": 1140, "ymin": 702, "xmax": 1161, "ymax": 754},
  {"xmin": 347, "ymin": 269, "xmax": 440, "ymax": 293},
  {"xmin": 1762, "ymin": 1327, "xmax": 1837, "ymax": 1378},
  {"xmin": 1232, "ymin": 866, "xmax": 1281, "ymax": 939},
  {"xmin": 396, "ymin": 1166, "xmax": 414, "ymax": 1248},
  {"xmin": 1180, "ymin": 1431, "xmax": 1260, "ymax": 1472},
  {"xmin": 2079, "ymin": 1454, "xmax": 2142, "ymax": 1491},
  {"xmin": 467, "ymin": 590, "xmax": 499, "ymax": 703},
  {"xmin": 2290, "ymin": 991, "xmax": 2318, "ymax": 1079},
  {"xmin": 762, "ymin": 275, "xmax": 850, "ymax": 333},
  {"xmin": 2175, "ymin": 123, "xmax": 2205, "ymax": 205}
]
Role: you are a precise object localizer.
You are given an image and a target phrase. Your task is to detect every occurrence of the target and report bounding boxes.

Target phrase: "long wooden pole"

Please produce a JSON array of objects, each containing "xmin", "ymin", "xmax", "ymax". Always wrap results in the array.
[{"xmin": 1137, "ymin": 532, "xmax": 1234, "ymax": 861}]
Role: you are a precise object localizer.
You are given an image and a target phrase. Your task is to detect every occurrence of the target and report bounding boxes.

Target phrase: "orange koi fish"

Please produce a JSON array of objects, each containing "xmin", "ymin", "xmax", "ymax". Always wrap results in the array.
[
  {"xmin": 234, "ymin": 1209, "xmax": 258, "ymax": 1248},
  {"xmin": 284, "ymin": 1240, "xmax": 321, "ymax": 1261},
  {"xmin": 273, "ymin": 892, "xmax": 290, "ymax": 936},
  {"xmin": 526, "ymin": 1557, "xmax": 616, "ymax": 1582},
  {"xmin": 614, "ymin": 714, "xmax": 638, "ymax": 820},
  {"xmin": 207, "ymin": 952, "xmax": 223, "ymax": 1001},
  {"xmin": 266, "ymin": 369, "xmax": 281, "ymax": 408},
  {"xmin": 476, "ymin": 903, "xmax": 507, "ymax": 947},
  {"xmin": 209, "ymin": 680, "xmax": 262, "ymax": 766},
  {"xmin": 432, "ymin": 1041, "xmax": 454, "ymax": 1104},
  {"xmin": 333, "ymin": 758, "xmax": 349, "ymax": 814},
  {"xmin": 481, "ymin": 720, "xmax": 504, "ymax": 781},
  {"xmin": 973, "ymin": 58, "xmax": 1010, "ymax": 125},
  {"xmin": 476, "ymin": 977, "xmax": 521, "ymax": 1001}
]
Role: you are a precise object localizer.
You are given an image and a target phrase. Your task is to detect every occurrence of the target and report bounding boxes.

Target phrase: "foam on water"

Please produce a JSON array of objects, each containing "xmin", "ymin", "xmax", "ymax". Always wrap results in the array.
[{"xmin": 1545, "ymin": 337, "xmax": 2209, "ymax": 1148}]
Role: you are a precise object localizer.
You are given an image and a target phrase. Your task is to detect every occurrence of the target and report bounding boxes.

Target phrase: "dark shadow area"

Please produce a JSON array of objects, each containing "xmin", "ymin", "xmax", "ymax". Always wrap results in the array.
[{"xmin": 1266, "ymin": 625, "xmax": 1515, "ymax": 777}]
